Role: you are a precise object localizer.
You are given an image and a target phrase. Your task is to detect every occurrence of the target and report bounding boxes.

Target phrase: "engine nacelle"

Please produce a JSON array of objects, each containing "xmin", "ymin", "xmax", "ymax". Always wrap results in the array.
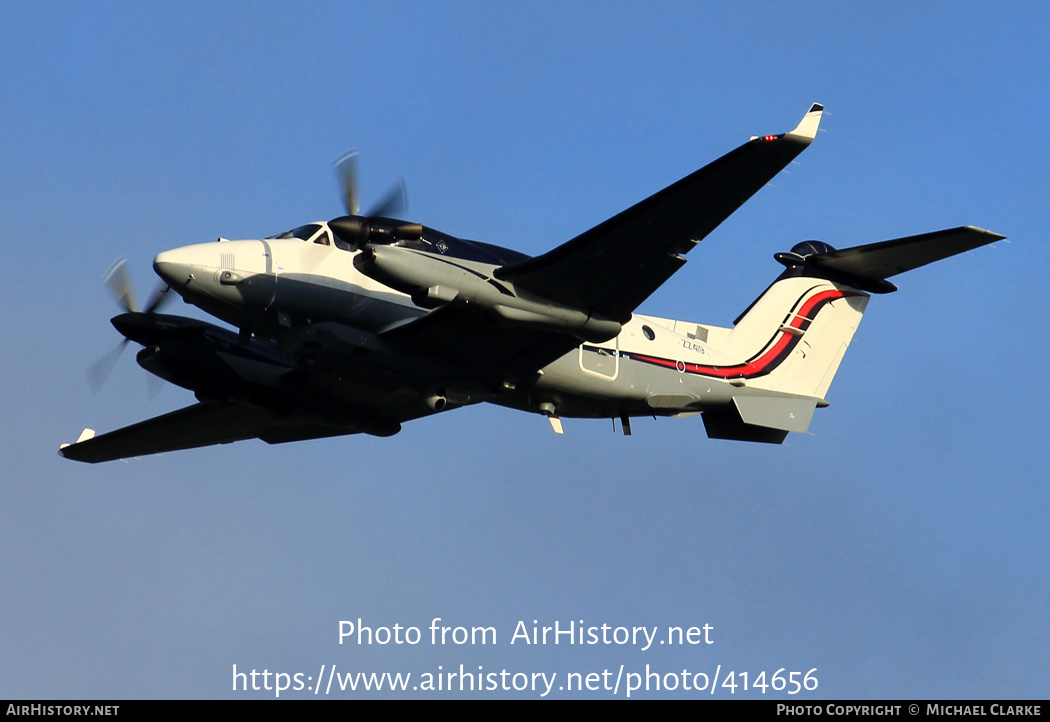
[
  {"xmin": 354, "ymin": 245, "xmax": 622, "ymax": 342},
  {"xmin": 329, "ymin": 216, "xmax": 423, "ymax": 249}
]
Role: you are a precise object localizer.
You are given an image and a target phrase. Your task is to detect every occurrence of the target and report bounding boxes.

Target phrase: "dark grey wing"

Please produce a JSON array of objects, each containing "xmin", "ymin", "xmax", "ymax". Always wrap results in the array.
[
  {"xmin": 495, "ymin": 104, "xmax": 825, "ymax": 322},
  {"xmin": 59, "ymin": 402, "xmax": 360, "ymax": 464},
  {"xmin": 379, "ymin": 106, "xmax": 825, "ymax": 379},
  {"xmin": 810, "ymin": 226, "xmax": 1006, "ymax": 280},
  {"xmin": 381, "ymin": 305, "xmax": 582, "ymax": 381}
]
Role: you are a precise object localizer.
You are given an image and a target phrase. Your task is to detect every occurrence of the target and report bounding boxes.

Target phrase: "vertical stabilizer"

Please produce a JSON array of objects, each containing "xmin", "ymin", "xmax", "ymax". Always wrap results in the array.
[
  {"xmin": 723, "ymin": 275, "xmax": 869, "ymax": 399},
  {"xmin": 704, "ymin": 225, "xmax": 1003, "ymax": 441}
]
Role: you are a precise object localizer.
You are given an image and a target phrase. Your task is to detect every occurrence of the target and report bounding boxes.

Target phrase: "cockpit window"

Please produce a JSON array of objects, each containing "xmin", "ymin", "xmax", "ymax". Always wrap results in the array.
[
  {"xmin": 271, "ymin": 224, "xmax": 322, "ymax": 241},
  {"xmin": 269, "ymin": 220, "xmax": 533, "ymax": 266}
]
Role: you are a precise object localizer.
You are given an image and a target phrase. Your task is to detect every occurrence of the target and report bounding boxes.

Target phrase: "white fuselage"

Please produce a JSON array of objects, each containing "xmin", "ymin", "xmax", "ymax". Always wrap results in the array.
[{"xmin": 152, "ymin": 222, "xmax": 864, "ymax": 424}]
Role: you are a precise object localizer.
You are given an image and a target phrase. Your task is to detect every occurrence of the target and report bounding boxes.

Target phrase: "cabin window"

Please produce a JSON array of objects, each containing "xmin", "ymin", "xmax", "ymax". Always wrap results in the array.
[{"xmin": 642, "ymin": 325, "xmax": 656, "ymax": 341}]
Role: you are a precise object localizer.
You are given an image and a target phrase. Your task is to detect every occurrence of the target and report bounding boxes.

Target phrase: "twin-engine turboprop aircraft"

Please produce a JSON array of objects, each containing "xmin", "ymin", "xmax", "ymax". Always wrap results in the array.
[{"xmin": 60, "ymin": 104, "xmax": 1004, "ymax": 462}]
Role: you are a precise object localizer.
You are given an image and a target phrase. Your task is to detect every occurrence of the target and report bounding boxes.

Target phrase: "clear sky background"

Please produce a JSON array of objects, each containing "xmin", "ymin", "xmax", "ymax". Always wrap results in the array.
[{"xmin": 2, "ymin": 2, "xmax": 1047, "ymax": 699}]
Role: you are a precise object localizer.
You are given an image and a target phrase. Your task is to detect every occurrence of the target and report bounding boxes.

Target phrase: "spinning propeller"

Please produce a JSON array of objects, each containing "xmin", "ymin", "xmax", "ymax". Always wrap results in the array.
[
  {"xmin": 331, "ymin": 151, "xmax": 421, "ymax": 249},
  {"xmin": 334, "ymin": 150, "xmax": 408, "ymax": 219},
  {"xmin": 88, "ymin": 150, "xmax": 413, "ymax": 390},
  {"xmin": 88, "ymin": 258, "xmax": 173, "ymax": 390}
]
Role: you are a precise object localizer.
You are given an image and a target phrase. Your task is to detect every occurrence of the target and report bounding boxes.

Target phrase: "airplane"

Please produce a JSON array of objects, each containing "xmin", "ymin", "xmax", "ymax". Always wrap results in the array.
[{"xmin": 60, "ymin": 103, "xmax": 1005, "ymax": 463}]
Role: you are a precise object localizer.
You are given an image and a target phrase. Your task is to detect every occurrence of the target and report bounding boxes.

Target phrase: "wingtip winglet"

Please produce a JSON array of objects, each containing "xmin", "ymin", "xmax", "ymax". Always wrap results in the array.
[
  {"xmin": 59, "ymin": 428, "xmax": 96, "ymax": 458},
  {"xmin": 786, "ymin": 103, "xmax": 824, "ymax": 142}
]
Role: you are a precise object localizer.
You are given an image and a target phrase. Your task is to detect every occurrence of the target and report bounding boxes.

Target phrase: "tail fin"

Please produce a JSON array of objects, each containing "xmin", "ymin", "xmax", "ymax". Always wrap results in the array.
[
  {"xmin": 722, "ymin": 275, "xmax": 869, "ymax": 400},
  {"xmin": 703, "ymin": 226, "xmax": 1004, "ymax": 442}
]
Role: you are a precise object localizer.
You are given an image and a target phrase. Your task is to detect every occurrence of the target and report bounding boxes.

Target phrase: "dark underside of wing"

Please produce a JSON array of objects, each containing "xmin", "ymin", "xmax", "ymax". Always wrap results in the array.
[
  {"xmin": 382, "ymin": 305, "xmax": 583, "ymax": 381},
  {"xmin": 59, "ymin": 402, "xmax": 360, "ymax": 464},
  {"xmin": 495, "ymin": 116, "xmax": 820, "ymax": 323},
  {"xmin": 809, "ymin": 226, "xmax": 1006, "ymax": 280}
]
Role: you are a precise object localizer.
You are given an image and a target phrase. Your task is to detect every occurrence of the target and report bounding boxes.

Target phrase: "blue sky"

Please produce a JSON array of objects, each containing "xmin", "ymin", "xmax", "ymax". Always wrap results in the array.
[{"xmin": 2, "ymin": 2, "xmax": 1047, "ymax": 699}]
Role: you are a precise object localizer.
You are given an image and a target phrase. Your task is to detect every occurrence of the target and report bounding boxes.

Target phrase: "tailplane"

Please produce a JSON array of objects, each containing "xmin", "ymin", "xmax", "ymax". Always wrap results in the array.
[{"xmin": 703, "ymin": 226, "xmax": 1004, "ymax": 442}]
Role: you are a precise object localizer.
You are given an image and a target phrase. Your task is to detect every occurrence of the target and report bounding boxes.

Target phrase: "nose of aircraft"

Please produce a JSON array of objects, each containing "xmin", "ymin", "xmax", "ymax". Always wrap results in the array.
[
  {"xmin": 153, "ymin": 245, "xmax": 209, "ymax": 289},
  {"xmin": 152, "ymin": 240, "xmax": 275, "ymax": 326}
]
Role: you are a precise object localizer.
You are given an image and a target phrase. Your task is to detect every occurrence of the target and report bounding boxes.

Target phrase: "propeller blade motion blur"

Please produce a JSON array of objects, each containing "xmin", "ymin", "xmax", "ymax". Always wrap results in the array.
[
  {"xmin": 335, "ymin": 150, "xmax": 360, "ymax": 216},
  {"xmin": 88, "ymin": 259, "xmax": 173, "ymax": 390}
]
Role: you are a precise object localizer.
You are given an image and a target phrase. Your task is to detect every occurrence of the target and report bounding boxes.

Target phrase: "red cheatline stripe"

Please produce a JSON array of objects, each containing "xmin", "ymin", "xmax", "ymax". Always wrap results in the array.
[{"xmin": 625, "ymin": 289, "xmax": 861, "ymax": 379}]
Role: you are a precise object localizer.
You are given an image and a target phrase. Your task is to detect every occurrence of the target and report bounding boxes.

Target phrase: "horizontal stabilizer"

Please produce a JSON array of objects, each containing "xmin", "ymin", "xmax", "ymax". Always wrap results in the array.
[
  {"xmin": 733, "ymin": 394, "xmax": 818, "ymax": 433},
  {"xmin": 810, "ymin": 226, "xmax": 1005, "ymax": 282},
  {"xmin": 702, "ymin": 405, "xmax": 788, "ymax": 444},
  {"xmin": 702, "ymin": 393, "xmax": 821, "ymax": 443}
]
